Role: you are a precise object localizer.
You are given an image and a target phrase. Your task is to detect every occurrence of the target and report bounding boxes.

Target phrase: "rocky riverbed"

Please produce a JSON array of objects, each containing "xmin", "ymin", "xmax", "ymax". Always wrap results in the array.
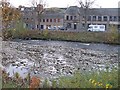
[{"xmin": 1, "ymin": 40, "xmax": 119, "ymax": 81}]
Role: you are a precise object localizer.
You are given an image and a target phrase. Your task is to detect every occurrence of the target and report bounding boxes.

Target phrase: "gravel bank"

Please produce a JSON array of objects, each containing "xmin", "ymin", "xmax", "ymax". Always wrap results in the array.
[{"xmin": 1, "ymin": 40, "xmax": 118, "ymax": 80}]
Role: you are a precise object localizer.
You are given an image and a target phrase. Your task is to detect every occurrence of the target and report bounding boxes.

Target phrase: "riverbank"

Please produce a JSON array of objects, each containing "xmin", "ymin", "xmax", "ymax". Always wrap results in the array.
[
  {"xmin": 9, "ymin": 30, "xmax": 120, "ymax": 45},
  {"xmin": 1, "ymin": 40, "xmax": 119, "ymax": 88}
]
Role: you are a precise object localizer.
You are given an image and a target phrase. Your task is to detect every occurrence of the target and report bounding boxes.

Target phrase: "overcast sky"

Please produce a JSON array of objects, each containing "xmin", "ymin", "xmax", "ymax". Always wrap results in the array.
[{"xmin": 9, "ymin": 0, "xmax": 119, "ymax": 8}]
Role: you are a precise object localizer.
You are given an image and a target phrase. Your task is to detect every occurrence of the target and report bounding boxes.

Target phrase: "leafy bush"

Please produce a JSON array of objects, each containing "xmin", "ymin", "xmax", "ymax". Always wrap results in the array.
[{"xmin": 11, "ymin": 20, "xmax": 28, "ymax": 39}]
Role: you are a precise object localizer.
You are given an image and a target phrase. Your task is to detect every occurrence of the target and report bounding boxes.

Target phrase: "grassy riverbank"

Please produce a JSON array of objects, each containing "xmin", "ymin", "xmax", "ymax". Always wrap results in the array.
[
  {"xmin": 9, "ymin": 29, "xmax": 120, "ymax": 45},
  {"xmin": 2, "ymin": 20, "xmax": 119, "ymax": 44},
  {"xmin": 1, "ymin": 67, "xmax": 119, "ymax": 88}
]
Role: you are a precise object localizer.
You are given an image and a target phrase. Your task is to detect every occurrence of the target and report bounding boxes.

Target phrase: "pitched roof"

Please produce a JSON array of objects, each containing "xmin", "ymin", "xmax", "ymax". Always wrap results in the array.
[
  {"xmin": 40, "ymin": 13, "xmax": 64, "ymax": 19},
  {"xmin": 65, "ymin": 6, "xmax": 119, "ymax": 16},
  {"xmin": 65, "ymin": 6, "xmax": 80, "ymax": 15},
  {"xmin": 39, "ymin": 8, "xmax": 65, "ymax": 19}
]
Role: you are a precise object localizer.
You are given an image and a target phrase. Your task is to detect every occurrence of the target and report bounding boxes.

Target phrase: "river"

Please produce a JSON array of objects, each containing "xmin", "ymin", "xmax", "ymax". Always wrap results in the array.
[
  {"xmin": 1, "ymin": 39, "xmax": 119, "ymax": 80},
  {"xmin": 14, "ymin": 39, "xmax": 119, "ymax": 53}
]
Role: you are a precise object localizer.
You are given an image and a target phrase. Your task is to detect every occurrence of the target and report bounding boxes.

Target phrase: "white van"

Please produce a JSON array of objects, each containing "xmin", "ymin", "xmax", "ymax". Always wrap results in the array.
[{"xmin": 88, "ymin": 25, "xmax": 105, "ymax": 31}]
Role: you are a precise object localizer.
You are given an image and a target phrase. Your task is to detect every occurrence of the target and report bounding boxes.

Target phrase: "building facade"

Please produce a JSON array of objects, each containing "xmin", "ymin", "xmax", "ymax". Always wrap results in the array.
[
  {"xmin": 19, "ymin": 5, "xmax": 120, "ymax": 31},
  {"xmin": 64, "ymin": 6, "xmax": 120, "ymax": 31},
  {"xmin": 39, "ymin": 8, "xmax": 64, "ymax": 30}
]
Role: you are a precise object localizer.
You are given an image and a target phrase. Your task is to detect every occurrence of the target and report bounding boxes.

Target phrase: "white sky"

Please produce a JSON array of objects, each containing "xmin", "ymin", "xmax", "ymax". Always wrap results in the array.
[{"xmin": 9, "ymin": 0, "xmax": 119, "ymax": 8}]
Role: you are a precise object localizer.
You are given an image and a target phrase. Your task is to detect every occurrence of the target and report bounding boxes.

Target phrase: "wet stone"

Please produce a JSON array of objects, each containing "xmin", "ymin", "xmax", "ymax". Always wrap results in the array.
[{"xmin": 1, "ymin": 40, "xmax": 119, "ymax": 80}]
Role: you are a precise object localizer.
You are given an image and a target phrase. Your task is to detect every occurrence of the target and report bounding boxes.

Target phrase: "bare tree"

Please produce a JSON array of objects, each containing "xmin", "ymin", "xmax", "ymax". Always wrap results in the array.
[
  {"xmin": 30, "ymin": 0, "xmax": 46, "ymax": 30},
  {"xmin": 78, "ymin": 0, "xmax": 96, "ymax": 31}
]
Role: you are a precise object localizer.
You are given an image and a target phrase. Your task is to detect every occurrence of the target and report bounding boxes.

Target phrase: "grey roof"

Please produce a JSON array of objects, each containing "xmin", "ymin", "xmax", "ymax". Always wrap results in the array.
[
  {"xmin": 88, "ymin": 8, "xmax": 119, "ymax": 16},
  {"xmin": 65, "ymin": 6, "xmax": 80, "ymax": 15},
  {"xmin": 21, "ymin": 6, "xmax": 119, "ymax": 18},
  {"xmin": 65, "ymin": 6, "xmax": 119, "ymax": 16},
  {"xmin": 39, "ymin": 8, "xmax": 65, "ymax": 19},
  {"xmin": 41, "ymin": 13, "xmax": 64, "ymax": 19}
]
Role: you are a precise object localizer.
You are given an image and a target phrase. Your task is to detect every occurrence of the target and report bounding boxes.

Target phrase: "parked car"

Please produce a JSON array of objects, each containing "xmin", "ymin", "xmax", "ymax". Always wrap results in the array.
[
  {"xmin": 48, "ymin": 26, "xmax": 57, "ymax": 30},
  {"xmin": 58, "ymin": 26, "xmax": 67, "ymax": 30}
]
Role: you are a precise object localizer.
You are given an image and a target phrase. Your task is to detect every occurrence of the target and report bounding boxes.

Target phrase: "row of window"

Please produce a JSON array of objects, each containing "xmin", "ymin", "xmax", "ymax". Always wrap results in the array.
[
  {"xmin": 23, "ymin": 18, "xmax": 61, "ymax": 23},
  {"xmin": 66, "ymin": 15, "xmax": 77, "ymax": 20},
  {"xmin": 66, "ymin": 15, "xmax": 120, "ymax": 22},
  {"xmin": 24, "ymin": 16, "xmax": 119, "ymax": 23},
  {"xmin": 87, "ymin": 16, "xmax": 119, "ymax": 21},
  {"xmin": 23, "ymin": 18, "xmax": 34, "ymax": 21},
  {"xmin": 40, "ymin": 18, "xmax": 61, "ymax": 23}
]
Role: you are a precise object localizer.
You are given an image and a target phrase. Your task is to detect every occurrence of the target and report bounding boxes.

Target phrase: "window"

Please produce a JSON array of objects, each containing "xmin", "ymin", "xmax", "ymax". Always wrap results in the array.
[
  {"xmin": 103, "ymin": 16, "xmax": 108, "ymax": 21},
  {"xmin": 118, "ymin": 16, "xmax": 120, "ymax": 21},
  {"xmin": 54, "ymin": 19, "xmax": 56, "ymax": 22},
  {"xmin": 88, "ymin": 16, "xmax": 91, "ymax": 21},
  {"xmin": 82, "ymin": 16, "xmax": 85, "ymax": 21},
  {"xmin": 74, "ymin": 16, "xmax": 77, "ymax": 20},
  {"xmin": 66, "ymin": 15, "xmax": 69, "ymax": 20},
  {"xmin": 113, "ymin": 16, "xmax": 117, "ymax": 21},
  {"xmin": 118, "ymin": 25, "xmax": 120, "ymax": 29},
  {"xmin": 94, "ymin": 26, "xmax": 98, "ymax": 28},
  {"xmin": 82, "ymin": 23, "xmax": 85, "ymax": 28},
  {"xmin": 37, "ymin": 25, "xmax": 39, "ymax": 28},
  {"xmin": 70, "ymin": 16, "xmax": 73, "ymax": 20},
  {"xmin": 98, "ymin": 16, "xmax": 102, "ymax": 21},
  {"xmin": 58, "ymin": 19, "xmax": 60, "ymax": 22},
  {"xmin": 93, "ymin": 16, "xmax": 96, "ymax": 21},
  {"xmin": 41, "ymin": 25, "xmax": 44, "ymax": 29},
  {"xmin": 46, "ymin": 19, "xmax": 49, "ymax": 22},
  {"xmin": 50, "ymin": 19, "xmax": 52, "ymax": 22},
  {"xmin": 100, "ymin": 26, "xmax": 104, "ymax": 29},
  {"xmin": 109, "ymin": 16, "xmax": 113, "ymax": 21},
  {"xmin": 43, "ymin": 19, "xmax": 45, "ymax": 22}
]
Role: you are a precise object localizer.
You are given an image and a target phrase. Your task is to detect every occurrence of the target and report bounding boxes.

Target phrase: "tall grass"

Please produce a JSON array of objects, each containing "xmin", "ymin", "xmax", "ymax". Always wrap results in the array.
[
  {"xmin": 2, "ymin": 65, "xmax": 118, "ymax": 88},
  {"xmin": 12, "ymin": 30, "xmax": 120, "ymax": 44},
  {"xmin": 4, "ymin": 24, "xmax": 120, "ymax": 44},
  {"xmin": 50, "ymin": 67, "xmax": 118, "ymax": 88}
]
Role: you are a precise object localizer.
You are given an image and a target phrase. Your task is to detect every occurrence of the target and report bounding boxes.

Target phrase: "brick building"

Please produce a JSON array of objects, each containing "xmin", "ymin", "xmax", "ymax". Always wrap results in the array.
[{"xmin": 19, "ymin": 5, "xmax": 120, "ymax": 31}]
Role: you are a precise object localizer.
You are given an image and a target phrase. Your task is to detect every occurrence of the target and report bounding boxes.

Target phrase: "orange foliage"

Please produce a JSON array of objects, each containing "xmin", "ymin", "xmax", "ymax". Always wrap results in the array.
[
  {"xmin": 1, "ymin": 0, "xmax": 21, "ymax": 27},
  {"xmin": 0, "ymin": 0, "xmax": 21, "ymax": 39},
  {"xmin": 29, "ymin": 76, "xmax": 41, "ymax": 90}
]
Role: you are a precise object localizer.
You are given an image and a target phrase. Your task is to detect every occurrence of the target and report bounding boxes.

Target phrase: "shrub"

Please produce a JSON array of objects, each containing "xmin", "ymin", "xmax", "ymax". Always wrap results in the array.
[
  {"xmin": 105, "ymin": 25, "xmax": 118, "ymax": 43},
  {"xmin": 11, "ymin": 20, "xmax": 28, "ymax": 39},
  {"xmin": 30, "ymin": 76, "xmax": 41, "ymax": 88},
  {"xmin": 42, "ymin": 78, "xmax": 50, "ymax": 88}
]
